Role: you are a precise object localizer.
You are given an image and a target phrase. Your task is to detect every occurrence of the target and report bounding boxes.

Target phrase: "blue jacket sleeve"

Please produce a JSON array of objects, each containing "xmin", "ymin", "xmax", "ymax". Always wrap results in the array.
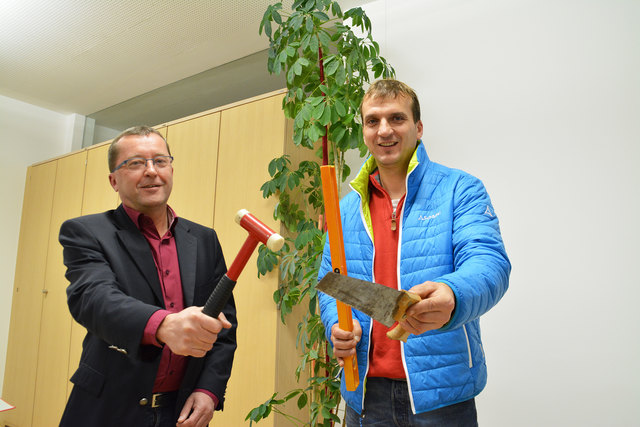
[
  {"xmin": 436, "ymin": 174, "xmax": 511, "ymax": 331},
  {"xmin": 318, "ymin": 234, "xmax": 340, "ymax": 342}
]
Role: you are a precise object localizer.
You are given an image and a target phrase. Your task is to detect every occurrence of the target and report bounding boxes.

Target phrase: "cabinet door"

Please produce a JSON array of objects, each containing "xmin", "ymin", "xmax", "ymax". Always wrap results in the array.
[
  {"xmin": 165, "ymin": 114, "xmax": 221, "ymax": 228},
  {"xmin": 1, "ymin": 162, "xmax": 57, "ymax": 427},
  {"xmin": 67, "ymin": 144, "xmax": 120, "ymax": 398},
  {"xmin": 32, "ymin": 152, "xmax": 87, "ymax": 426},
  {"xmin": 213, "ymin": 94, "xmax": 285, "ymax": 426}
]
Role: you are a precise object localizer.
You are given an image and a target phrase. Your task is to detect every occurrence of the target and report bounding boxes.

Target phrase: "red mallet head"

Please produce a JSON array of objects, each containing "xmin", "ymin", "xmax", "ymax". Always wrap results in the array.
[{"xmin": 235, "ymin": 209, "xmax": 284, "ymax": 251}]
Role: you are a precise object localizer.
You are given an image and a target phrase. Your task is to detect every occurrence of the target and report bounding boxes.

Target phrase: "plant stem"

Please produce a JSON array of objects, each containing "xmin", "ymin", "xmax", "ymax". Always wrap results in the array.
[{"xmin": 317, "ymin": 45, "xmax": 329, "ymax": 166}]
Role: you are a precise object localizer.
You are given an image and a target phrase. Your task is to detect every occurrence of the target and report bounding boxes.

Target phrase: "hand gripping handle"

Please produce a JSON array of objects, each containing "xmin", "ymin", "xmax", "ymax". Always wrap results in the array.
[{"xmin": 202, "ymin": 274, "xmax": 236, "ymax": 318}]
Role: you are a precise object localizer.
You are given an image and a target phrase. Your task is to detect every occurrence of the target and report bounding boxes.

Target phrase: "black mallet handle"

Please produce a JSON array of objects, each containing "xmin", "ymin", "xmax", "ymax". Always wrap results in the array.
[{"xmin": 202, "ymin": 274, "xmax": 236, "ymax": 318}]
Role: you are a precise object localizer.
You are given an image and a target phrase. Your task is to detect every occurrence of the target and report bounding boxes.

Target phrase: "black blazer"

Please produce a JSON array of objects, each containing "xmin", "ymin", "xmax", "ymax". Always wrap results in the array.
[{"xmin": 58, "ymin": 205, "xmax": 237, "ymax": 426}]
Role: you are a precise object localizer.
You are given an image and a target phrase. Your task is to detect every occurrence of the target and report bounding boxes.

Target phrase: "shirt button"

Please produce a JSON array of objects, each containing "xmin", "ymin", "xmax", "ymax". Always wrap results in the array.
[
  {"xmin": 165, "ymin": 270, "xmax": 170, "ymax": 276},
  {"xmin": 169, "ymin": 302, "xmax": 175, "ymax": 308},
  {"xmin": 139, "ymin": 398, "xmax": 149, "ymax": 406}
]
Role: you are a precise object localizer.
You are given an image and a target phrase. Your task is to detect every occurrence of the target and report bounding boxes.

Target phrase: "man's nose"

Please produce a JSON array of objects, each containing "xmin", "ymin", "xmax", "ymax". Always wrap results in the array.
[
  {"xmin": 378, "ymin": 119, "xmax": 392, "ymax": 136},
  {"xmin": 143, "ymin": 160, "xmax": 158, "ymax": 174}
]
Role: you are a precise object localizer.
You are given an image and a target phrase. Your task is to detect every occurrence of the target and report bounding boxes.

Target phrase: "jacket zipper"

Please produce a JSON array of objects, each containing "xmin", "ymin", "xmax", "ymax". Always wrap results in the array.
[
  {"xmin": 462, "ymin": 325, "xmax": 473, "ymax": 368},
  {"xmin": 356, "ymin": 189, "xmax": 375, "ymax": 416}
]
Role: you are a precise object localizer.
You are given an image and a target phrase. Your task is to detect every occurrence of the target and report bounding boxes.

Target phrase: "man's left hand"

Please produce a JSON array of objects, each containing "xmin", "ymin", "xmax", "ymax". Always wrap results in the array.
[
  {"xmin": 399, "ymin": 282, "xmax": 455, "ymax": 335},
  {"xmin": 177, "ymin": 391, "xmax": 215, "ymax": 427}
]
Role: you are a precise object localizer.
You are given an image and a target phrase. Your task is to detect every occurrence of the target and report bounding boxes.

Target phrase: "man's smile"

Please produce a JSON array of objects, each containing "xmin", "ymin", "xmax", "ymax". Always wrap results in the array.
[{"xmin": 378, "ymin": 141, "xmax": 398, "ymax": 147}]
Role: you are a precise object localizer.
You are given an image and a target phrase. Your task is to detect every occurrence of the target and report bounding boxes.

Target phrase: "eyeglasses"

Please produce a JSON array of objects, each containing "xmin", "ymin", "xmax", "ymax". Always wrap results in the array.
[{"xmin": 112, "ymin": 155, "xmax": 174, "ymax": 172}]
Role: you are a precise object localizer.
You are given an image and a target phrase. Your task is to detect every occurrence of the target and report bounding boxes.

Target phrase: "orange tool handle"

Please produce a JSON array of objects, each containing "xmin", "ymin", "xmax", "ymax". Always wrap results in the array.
[{"xmin": 320, "ymin": 165, "xmax": 359, "ymax": 391}]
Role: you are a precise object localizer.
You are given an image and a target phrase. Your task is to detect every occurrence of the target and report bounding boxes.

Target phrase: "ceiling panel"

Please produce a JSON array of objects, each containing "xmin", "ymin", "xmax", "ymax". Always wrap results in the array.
[{"xmin": 0, "ymin": 0, "xmax": 371, "ymax": 120}]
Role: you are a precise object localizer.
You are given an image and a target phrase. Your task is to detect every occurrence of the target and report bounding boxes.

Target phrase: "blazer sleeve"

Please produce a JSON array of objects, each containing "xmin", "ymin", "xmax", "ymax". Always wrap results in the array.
[{"xmin": 60, "ymin": 217, "xmax": 161, "ymax": 361}]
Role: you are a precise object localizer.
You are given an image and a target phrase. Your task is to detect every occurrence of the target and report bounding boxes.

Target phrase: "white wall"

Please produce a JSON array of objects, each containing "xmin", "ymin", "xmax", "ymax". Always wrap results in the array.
[
  {"xmin": 0, "ymin": 95, "xmax": 75, "ymax": 395},
  {"xmin": 359, "ymin": 0, "xmax": 640, "ymax": 425}
]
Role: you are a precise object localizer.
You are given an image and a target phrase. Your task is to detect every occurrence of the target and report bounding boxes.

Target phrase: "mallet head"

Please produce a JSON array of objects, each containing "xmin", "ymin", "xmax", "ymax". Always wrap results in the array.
[{"xmin": 235, "ymin": 209, "xmax": 284, "ymax": 251}]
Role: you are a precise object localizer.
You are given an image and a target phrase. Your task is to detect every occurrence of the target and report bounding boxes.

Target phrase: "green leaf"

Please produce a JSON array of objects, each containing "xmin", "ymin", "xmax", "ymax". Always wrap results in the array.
[
  {"xmin": 301, "ymin": 104, "xmax": 312, "ymax": 121},
  {"xmin": 335, "ymin": 62, "xmax": 346, "ymax": 85},
  {"xmin": 284, "ymin": 389, "xmax": 301, "ymax": 401},
  {"xmin": 277, "ymin": 50, "xmax": 288, "ymax": 64},
  {"xmin": 294, "ymin": 111, "xmax": 305, "ymax": 130},
  {"xmin": 331, "ymin": 2, "xmax": 343, "ymax": 17},
  {"xmin": 321, "ymin": 406, "xmax": 332, "ymax": 420},
  {"xmin": 298, "ymin": 57, "xmax": 310, "ymax": 67},
  {"xmin": 318, "ymin": 30, "xmax": 331, "ymax": 48},
  {"xmin": 309, "ymin": 34, "xmax": 319, "ymax": 52},
  {"xmin": 297, "ymin": 392, "xmax": 308, "ymax": 409},
  {"xmin": 341, "ymin": 113, "xmax": 355, "ymax": 126},
  {"xmin": 324, "ymin": 58, "xmax": 339, "ymax": 76},
  {"xmin": 308, "ymin": 96, "xmax": 324, "ymax": 107},
  {"xmin": 342, "ymin": 163, "xmax": 351, "ymax": 182},
  {"xmin": 311, "ymin": 102, "xmax": 325, "ymax": 120},
  {"xmin": 290, "ymin": 12, "xmax": 304, "ymax": 30},
  {"xmin": 258, "ymin": 7, "xmax": 269, "ymax": 36},
  {"xmin": 312, "ymin": 11, "xmax": 330, "ymax": 21},
  {"xmin": 330, "ymin": 124, "xmax": 346, "ymax": 143},
  {"xmin": 286, "ymin": 66, "xmax": 296, "ymax": 84},
  {"xmin": 272, "ymin": 10, "xmax": 282, "ymax": 24},
  {"xmin": 293, "ymin": 128, "xmax": 303, "ymax": 145},
  {"xmin": 264, "ymin": 20, "xmax": 272, "ymax": 38},
  {"xmin": 305, "ymin": 16, "xmax": 314, "ymax": 32},
  {"xmin": 268, "ymin": 158, "xmax": 277, "ymax": 176},
  {"xmin": 293, "ymin": 61, "xmax": 303, "ymax": 76},
  {"xmin": 318, "ymin": 104, "xmax": 332, "ymax": 126},
  {"xmin": 301, "ymin": 33, "xmax": 311, "ymax": 51},
  {"xmin": 285, "ymin": 45, "xmax": 296, "ymax": 57},
  {"xmin": 334, "ymin": 99, "xmax": 346, "ymax": 116},
  {"xmin": 246, "ymin": 406, "xmax": 261, "ymax": 421}
]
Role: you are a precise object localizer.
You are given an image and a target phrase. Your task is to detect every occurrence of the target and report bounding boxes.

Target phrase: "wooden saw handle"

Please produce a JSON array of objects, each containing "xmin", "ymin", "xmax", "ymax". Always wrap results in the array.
[{"xmin": 386, "ymin": 291, "xmax": 422, "ymax": 342}]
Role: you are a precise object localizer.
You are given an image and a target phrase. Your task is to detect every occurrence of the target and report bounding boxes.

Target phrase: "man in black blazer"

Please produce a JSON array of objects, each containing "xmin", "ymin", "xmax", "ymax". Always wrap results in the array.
[{"xmin": 59, "ymin": 126, "xmax": 237, "ymax": 427}]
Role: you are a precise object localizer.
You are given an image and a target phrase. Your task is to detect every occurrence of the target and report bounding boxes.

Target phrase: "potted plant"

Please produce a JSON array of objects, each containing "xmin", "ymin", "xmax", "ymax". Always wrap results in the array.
[{"xmin": 247, "ymin": 1, "xmax": 394, "ymax": 425}]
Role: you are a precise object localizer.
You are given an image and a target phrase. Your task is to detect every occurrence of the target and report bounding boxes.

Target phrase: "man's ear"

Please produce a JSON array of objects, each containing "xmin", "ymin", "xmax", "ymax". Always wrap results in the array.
[
  {"xmin": 108, "ymin": 173, "xmax": 118, "ymax": 192},
  {"xmin": 416, "ymin": 120, "xmax": 424, "ymax": 139}
]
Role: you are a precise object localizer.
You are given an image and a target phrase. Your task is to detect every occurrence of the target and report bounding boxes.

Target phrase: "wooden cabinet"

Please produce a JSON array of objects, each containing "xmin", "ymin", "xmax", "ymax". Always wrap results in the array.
[
  {"xmin": 31, "ymin": 152, "xmax": 87, "ymax": 425},
  {"xmin": 213, "ymin": 92, "xmax": 289, "ymax": 426},
  {"xmin": 2, "ymin": 162, "xmax": 57, "ymax": 427},
  {"xmin": 165, "ymin": 113, "xmax": 220, "ymax": 227},
  {"xmin": 2, "ymin": 90, "xmax": 307, "ymax": 426}
]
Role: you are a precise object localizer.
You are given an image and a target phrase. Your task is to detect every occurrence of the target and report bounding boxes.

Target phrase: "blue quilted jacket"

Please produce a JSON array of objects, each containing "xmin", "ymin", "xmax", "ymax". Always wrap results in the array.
[{"xmin": 318, "ymin": 142, "xmax": 510, "ymax": 415}]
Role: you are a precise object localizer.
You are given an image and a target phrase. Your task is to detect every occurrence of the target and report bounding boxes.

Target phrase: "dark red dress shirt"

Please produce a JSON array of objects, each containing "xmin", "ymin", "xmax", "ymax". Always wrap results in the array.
[{"xmin": 123, "ymin": 205, "xmax": 218, "ymax": 408}]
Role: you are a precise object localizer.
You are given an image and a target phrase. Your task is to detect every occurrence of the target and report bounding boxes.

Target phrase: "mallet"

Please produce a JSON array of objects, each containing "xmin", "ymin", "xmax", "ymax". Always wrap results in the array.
[{"xmin": 202, "ymin": 209, "xmax": 284, "ymax": 317}]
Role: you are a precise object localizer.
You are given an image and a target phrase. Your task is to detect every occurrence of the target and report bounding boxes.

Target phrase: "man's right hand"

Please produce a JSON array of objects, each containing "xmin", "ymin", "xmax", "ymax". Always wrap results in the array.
[
  {"xmin": 330, "ymin": 320, "xmax": 362, "ymax": 367},
  {"xmin": 156, "ymin": 306, "xmax": 232, "ymax": 357}
]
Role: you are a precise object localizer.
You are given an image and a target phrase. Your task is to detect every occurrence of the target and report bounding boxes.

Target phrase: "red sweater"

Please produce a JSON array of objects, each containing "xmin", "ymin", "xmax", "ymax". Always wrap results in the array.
[{"xmin": 367, "ymin": 172, "xmax": 406, "ymax": 379}]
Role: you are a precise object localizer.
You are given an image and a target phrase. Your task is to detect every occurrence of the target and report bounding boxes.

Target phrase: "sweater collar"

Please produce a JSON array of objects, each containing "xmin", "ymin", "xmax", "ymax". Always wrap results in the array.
[{"xmin": 350, "ymin": 140, "xmax": 428, "ymax": 199}]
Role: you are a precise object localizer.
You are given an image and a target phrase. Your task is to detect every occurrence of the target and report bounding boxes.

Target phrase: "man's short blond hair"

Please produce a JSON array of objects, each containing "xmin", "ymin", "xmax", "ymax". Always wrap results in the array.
[{"xmin": 361, "ymin": 79, "xmax": 421, "ymax": 123}]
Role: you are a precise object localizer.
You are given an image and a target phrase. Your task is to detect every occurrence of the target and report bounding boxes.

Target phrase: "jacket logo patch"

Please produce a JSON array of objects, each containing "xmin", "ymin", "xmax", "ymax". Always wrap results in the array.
[
  {"xmin": 484, "ymin": 205, "xmax": 494, "ymax": 217},
  {"xmin": 418, "ymin": 212, "xmax": 440, "ymax": 221}
]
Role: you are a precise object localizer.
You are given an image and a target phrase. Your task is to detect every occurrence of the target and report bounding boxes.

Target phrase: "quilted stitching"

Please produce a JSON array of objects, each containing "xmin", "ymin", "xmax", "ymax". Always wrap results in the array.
[{"xmin": 318, "ymin": 142, "xmax": 510, "ymax": 414}]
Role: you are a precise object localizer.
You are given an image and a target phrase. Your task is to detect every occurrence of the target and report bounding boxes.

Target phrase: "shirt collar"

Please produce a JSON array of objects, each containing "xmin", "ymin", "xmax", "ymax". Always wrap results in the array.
[{"xmin": 123, "ymin": 204, "xmax": 178, "ymax": 237}]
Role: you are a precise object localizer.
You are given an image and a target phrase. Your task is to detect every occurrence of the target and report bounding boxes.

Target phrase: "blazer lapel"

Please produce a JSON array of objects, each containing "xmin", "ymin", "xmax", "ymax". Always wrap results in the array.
[
  {"xmin": 113, "ymin": 206, "xmax": 164, "ymax": 306},
  {"xmin": 174, "ymin": 221, "xmax": 197, "ymax": 306}
]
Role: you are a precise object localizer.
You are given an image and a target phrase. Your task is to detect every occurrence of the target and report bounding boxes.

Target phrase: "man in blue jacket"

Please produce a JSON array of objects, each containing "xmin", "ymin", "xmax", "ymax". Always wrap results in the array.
[{"xmin": 318, "ymin": 79, "xmax": 510, "ymax": 426}]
